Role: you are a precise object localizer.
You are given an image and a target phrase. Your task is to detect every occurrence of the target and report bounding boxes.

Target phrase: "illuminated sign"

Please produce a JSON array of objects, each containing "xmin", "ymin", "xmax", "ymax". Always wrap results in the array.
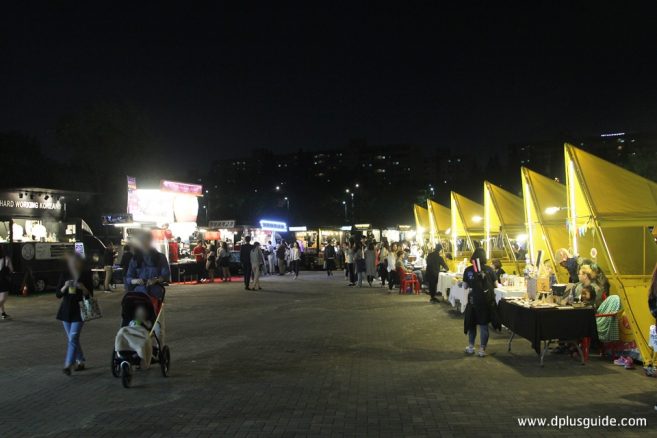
[
  {"xmin": 160, "ymin": 180, "xmax": 203, "ymax": 196},
  {"xmin": 127, "ymin": 176, "xmax": 137, "ymax": 191},
  {"xmin": 128, "ymin": 189, "xmax": 199, "ymax": 225},
  {"xmin": 340, "ymin": 225, "xmax": 352, "ymax": 231},
  {"xmin": 355, "ymin": 223, "xmax": 371, "ymax": 229},
  {"xmin": 289, "ymin": 226, "xmax": 307, "ymax": 232},
  {"xmin": 259, "ymin": 220, "xmax": 287, "ymax": 232},
  {"xmin": 208, "ymin": 220, "xmax": 236, "ymax": 228}
]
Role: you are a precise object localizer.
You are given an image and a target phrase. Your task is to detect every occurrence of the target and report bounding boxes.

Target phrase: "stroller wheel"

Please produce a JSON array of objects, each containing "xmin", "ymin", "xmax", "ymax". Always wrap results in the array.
[
  {"xmin": 111, "ymin": 351, "xmax": 120, "ymax": 378},
  {"xmin": 121, "ymin": 362, "xmax": 132, "ymax": 388},
  {"xmin": 160, "ymin": 345, "xmax": 171, "ymax": 377}
]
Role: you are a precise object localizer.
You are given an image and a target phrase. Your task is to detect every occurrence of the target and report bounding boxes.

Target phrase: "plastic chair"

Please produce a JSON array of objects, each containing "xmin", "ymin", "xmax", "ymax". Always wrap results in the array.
[
  {"xmin": 580, "ymin": 308, "xmax": 622, "ymax": 362},
  {"xmin": 399, "ymin": 272, "xmax": 421, "ymax": 295}
]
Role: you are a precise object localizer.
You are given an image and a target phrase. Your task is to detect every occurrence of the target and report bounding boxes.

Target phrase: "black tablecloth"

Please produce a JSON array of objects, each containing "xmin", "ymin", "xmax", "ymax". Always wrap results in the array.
[
  {"xmin": 498, "ymin": 300, "xmax": 597, "ymax": 354},
  {"xmin": 170, "ymin": 262, "xmax": 199, "ymax": 281}
]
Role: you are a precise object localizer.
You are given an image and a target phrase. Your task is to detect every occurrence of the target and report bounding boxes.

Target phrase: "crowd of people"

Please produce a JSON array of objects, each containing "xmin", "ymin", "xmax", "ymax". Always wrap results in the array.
[{"xmin": 321, "ymin": 237, "xmax": 450, "ymax": 300}]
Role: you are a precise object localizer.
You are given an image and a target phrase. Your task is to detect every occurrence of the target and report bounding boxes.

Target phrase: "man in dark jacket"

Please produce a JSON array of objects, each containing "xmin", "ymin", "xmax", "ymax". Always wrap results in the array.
[
  {"xmin": 240, "ymin": 236, "xmax": 254, "ymax": 290},
  {"xmin": 425, "ymin": 244, "xmax": 450, "ymax": 303}
]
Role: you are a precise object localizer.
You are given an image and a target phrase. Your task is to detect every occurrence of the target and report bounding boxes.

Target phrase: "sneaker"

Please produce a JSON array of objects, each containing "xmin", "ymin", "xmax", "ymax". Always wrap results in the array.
[
  {"xmin": 464, "ymin": 346, "xmax": 475, "ymax": 355},
  {"xmin": 477, "ymin": 349, "xmax": 487, "ymax": 357},
  {"xmin": 62, "ymin": 366, "xmax": 72, "ymax": 376},
  {"xmin": 74, "ymin": 361, "xmax": 86, "ymax": 371},
  {"xmin": 103, "ymin": 289, "xmax": 112, "ymax": 294},
  {"xmin": 613, "ymin": 356, "xmax": 627, "ymax": 366},
  {"xmin": 1, "ymin": 312, "xmax": 9, "ymax": 319},
  {"xmin": 624, "ymin": 357, "xmax": 635, "ymax": 370}
]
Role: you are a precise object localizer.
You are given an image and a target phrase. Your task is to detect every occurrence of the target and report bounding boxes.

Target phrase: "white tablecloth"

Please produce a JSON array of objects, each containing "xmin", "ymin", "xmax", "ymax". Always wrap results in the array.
[
  {"xmin": 448, "ymin": 282, "xmax": 470, "ymax": 313},
  {"xmin": 494, "ymin": 287, "xmax": 526, "ymax": 304},
  {"xmin": 437, "ymin": 272, "xmax": 459, "ymax": 295}
]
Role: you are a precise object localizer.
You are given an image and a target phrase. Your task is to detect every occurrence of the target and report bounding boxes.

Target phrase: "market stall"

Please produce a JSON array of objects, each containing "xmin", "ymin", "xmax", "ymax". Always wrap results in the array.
[
  {"xmin": 413, "ymin": 204, "xmax": 430, "ymax": 246},
  {"xmin": 450, "ymin": 191, "xmax": 484, "ymax": 259},
  {"xmin": 483, "ymin": 181, "xmax": 526, "ymax": 275},
  {"xmin": 521, "ymin": 167, "xmax": 569, "ymax": 281},
  {"xmin": 427, "ymin": 199, "xmax": 451, "ymax": 250},
  {"xmin": 564, "ymin": 143, "xmax": 657, "ymax": 364}
]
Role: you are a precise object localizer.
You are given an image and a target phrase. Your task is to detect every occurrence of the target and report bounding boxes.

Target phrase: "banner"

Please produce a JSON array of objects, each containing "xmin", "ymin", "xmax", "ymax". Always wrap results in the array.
[{"xmin": 160, "ymin": 180, "xmax": 203, "ymax": 196}]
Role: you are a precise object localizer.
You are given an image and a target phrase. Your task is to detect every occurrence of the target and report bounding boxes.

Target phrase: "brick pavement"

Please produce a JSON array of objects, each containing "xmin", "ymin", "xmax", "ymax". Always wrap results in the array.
[{"xmin": 0, "ymin": 271, "xmax": 655, "ymax": 437}]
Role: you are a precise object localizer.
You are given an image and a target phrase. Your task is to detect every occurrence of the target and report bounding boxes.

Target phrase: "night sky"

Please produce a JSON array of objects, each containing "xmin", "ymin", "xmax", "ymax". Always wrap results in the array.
[{"xmin": 3, "ymin": 2, "xmax": 657, "ymax": 167}]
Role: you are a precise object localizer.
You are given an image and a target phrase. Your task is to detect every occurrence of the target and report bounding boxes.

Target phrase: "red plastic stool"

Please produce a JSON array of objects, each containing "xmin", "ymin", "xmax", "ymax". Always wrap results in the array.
[{"xmin": 399, "ymin": 273, "xmax": 421, "ymax": 295}]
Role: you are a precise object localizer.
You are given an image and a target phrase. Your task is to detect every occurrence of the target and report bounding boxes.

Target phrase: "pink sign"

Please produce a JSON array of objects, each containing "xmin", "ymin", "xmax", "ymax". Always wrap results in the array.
[{"xmin": 160, "ymin": 180, "xmax": 203, "ymax": 196}]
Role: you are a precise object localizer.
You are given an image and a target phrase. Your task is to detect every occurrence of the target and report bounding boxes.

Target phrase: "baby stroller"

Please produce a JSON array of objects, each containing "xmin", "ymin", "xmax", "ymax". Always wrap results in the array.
[{"xmin": 111, "ymin": 286, "xmax": 170, "ymax": 388}]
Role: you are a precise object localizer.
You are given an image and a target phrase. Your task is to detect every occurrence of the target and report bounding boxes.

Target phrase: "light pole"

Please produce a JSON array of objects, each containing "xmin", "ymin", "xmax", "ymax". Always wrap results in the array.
[
  {"xmin": 342, "ymin": 201, "xmax": 347, "ymax": 222},
  {"xmin": 284, "ymin": 196, "xmax": 289, "ymax": 210},
  {"xmin": 350, "ymin": 192, "xmax": 355, "ymax": 222}
]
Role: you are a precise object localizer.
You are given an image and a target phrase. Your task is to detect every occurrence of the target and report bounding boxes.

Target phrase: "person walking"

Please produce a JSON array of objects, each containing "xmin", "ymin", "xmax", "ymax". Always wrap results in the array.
[
  {"xmin": 290, "ymin": 241, "xmax": 302, "ymax": 279},
  {"xmin": 193, "ymin": 240, "xmax": 206, "ymax": 283},
  {"xmin": 218, "ymin": 241, "xmax": 231, "ymax": 282},
  {"xmin": 378, "ymin": 242, "xmax": 389, "ymax": 287},
  {"xmin": 206, "ymin": 244, "xmax": 217, "ymax": 283},
  {"xmin": 324, "ymin": 240, "xmax": 336, "ymax": 276},
  {"xmin": 276, "ymin": 241, "xmax": 287, "ymax": 275},
  {"xmin": 250, "ymin": 242, "xmax": 265, "ymax": 290},
  {"xmin": 365, "ymin": 242, "xmax": 377, "ymax": 287},
  {"xmin": 354, "ymin": 242, "xmax": 366, "ymax": 287},
  {"xmin": 56, "ymin": 253, "xmax": 93, "ymax": 375},
  {"xmin": 0, "ymin": 245, "xmax": 14, "ymax": 319},
  {"xmin": 344, "ymin": 242, "xmax": 355, "ymax": 286},
  {"xmin": 240, "ymin": 236, "xmax": 254, "ymax": 290},
  {"xmin": 463, "ymin": 248, "xmax": 500, "ymax": 357},
  {"xmin": 267, "ymin": 241, "xmax": 276, "ymax": 275},
  {"xmin": 102, "ymin": 241, "xmax": 116, "ymax": 292},
  {"xmin": 387, "ymin": 243, "xmax": 398, "ymax": 292},
  {"xmin": 426, "ymin": 244, "xmax": 450, "ymax": 303}
]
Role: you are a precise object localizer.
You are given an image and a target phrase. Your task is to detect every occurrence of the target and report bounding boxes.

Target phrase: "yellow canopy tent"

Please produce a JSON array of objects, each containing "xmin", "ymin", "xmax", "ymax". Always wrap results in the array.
[
  {"xmin": 427, "ymin": 199, "xmax": 451, "ymax": 246},
  {"xmin": 450, "ymin": 191, "xmax": 484, "ymax": 258},
  {"xmin": 521, "ymin": 167, "xmax": 570, "ymax": 281},
  {"xmin": 564, "ymin": 143, "xmax": 657, "ymax": 363},
  {"xmin": 484, "ymin": 181, "xmax": 525, "ymax": 272},
  {"xmin": 413, "ymin": 204, "xmax": 430, "ymax": 245}
]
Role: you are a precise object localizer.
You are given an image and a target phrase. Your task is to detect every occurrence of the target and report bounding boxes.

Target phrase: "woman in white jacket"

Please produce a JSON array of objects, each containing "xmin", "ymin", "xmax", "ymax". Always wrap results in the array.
[
  {"xmin": 290, "ymin": 241, "xmax": 302, "ymax": 279},
  {"xmin": 386, "ymin": 242, "xmax": 398, "ymax": 292}
]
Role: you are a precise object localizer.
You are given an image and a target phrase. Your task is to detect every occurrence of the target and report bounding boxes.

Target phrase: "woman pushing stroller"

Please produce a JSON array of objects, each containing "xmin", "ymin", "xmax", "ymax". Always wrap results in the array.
[{"xmin": 113, "ymin": 230, "xmax": 171, "ymax": 387}]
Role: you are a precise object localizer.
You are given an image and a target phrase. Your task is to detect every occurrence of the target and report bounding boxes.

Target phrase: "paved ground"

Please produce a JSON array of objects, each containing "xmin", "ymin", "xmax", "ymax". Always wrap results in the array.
[{"xmin": 1, "ymin": 271, "xmax": 656, "ymax": 437}]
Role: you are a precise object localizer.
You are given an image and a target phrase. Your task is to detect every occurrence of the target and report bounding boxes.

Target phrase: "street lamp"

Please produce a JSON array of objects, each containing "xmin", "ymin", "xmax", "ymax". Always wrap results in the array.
[
  {"xmin": 284, "ymin": 196, "xmax": 289, "ymax": 210},
  {"xmin": 275, "ymin": 185, "xmax": 280, "ymax": 191},
  {"xmin": 342, "ymin": 200, "xmax": 347, "ymax": 221},
  {"xmin": 355, "ymin": 183, "xmax": 359, "ymax": 188},
  {"xmin": 345, "ymin": 188, "xmax": 350, "ymax": 193}
]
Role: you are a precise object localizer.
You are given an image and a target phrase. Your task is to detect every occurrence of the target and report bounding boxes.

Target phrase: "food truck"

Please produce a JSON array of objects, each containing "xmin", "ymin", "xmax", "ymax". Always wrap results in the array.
[
  {"xmin": 0, "ymin": 188, "xmax": 105, "ymax": 293},
  {"xmin": 290, "ymin": 226, "xmax": 348, "ymax": 269}
]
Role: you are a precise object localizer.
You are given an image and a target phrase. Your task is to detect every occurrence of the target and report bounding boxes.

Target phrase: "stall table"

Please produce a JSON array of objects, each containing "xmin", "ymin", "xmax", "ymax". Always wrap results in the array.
[
  {"xmin": 447, "ymin": 282, "xmax": 469, "ymax": 313},
  {"xmin": 170, "ymin": 260, "xmax": 199, "ymax": 283},
  {"xmin": 438, "ymin": 272, "xmax": 459, "ymax": 295},
  {"xmin": 494, "ymin": 286, "xmax": 526, "ymax": 304},
  {"xmin": 91, "ymin": 267, "xmax": 124, "ymax": 290},
  {"xmin": 498, "ymin": 300, "xmax": 597, "ymax": 366}
]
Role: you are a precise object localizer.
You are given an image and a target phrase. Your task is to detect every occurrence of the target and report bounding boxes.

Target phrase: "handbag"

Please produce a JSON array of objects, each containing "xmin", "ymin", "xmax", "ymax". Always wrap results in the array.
[{"xmin": 79, "ymin": 296, "xmax": 102, "ymax": 321}]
